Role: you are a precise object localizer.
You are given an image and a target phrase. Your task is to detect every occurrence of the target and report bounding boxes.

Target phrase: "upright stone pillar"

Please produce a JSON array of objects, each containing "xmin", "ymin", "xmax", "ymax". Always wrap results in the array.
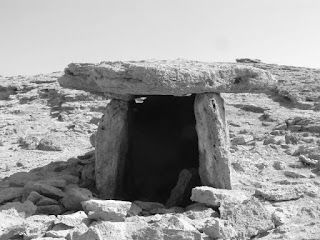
[
  {"xmin": 95, "ymin": 99, "xmax": 129, "ymax": 199},
  {"xmin": 194, "ymin": 93, "xmax": 232, "ymax": 189}
]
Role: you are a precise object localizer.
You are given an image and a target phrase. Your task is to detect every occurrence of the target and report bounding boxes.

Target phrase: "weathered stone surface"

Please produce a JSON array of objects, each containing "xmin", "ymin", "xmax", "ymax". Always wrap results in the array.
[
  {"xmin": 74, "ymin": 215, "xmax": 203, "ymax": 240},
  {"xmin": 37, "ymin": 136, "xmax": 63, "ymax": 151},
  {"xmin": 25, "ymin": 214, "xmax": 57, "ymax": 239},
  {"xmin": 151, "ymin": 214, "xmax": 198, "ymax": 232},
  {"xmin": 183, "ymin": 204, "xmax": 219, "ymax": 220},
  {"xmin": 82, "ymin": 199, "xmax": 141, "ymax": 221},
  {"xmin": 73, "ymin": 221, "xmax": 147, "ymax": 240},
  {"xmin": 95, "ymin": 99, "xmax": 128, "ymax": 199},
  {"xmin": 58, "ymin": 60, "xmax": 276, "ymax": 98},
  {"xmin": 38, "ymin": 178, "xmax": 67, "ymax": 189},
  {"xmin": 220, "ymin": 198, "xmax": 274, "ymax": 239},
  {"xmin": 45, "ymin": 229, "xmax": 71, "ymax": 238},
  {"xmin": 61, "ymin": 184, "xmax": 93, "ymax": 210},
  {"xmin": 166, "ymin": 168, "xmax": 197, "ymax": 208},
  {"xmin": 0, "ymin": 200, "xmax": 36, "ymax": 217},
  {"xmin": 33, "ymin": 237, "xmax": 65, "ymax": 240},
  {"xmin": 0, "ymin": 209, "xmax": 27, "ymax": 240},
  {"xmin": 190, "ymin": 186, "xmax": 248, "ymax": 207},
  {"xmin": 199, "ymin": 218, "xmax": 237, "ymax": 239},
  {"xmin": 80, "ymin": 161, "xmax": 95, "ymax": 188},
  {"xmin": 36, "ymin": 205, "xmax": 65, "ymax": 215},
  {"xmin": 299, "ymin": 154, "xmax": 317, "ymax": 166},
  {"xmin": 255, "ymin": 186, "xmax": 303, "ymax": 201},
  {"xmin": 0, "ymin": 187, "xmax": 23, "ymax": 204},
  {"xmin": 194, "ymin": 93, "xmax": 231, "ymax": 189},
  {"xmin": 18, "ymin": 135, "xmax": 39, "ymax": 150},
  {"xmin": 284, "ymin": 170, "xmax": 307, "ymax": 178},
  {"xmin": 66, "ymin": 222, "xmax": 89, "ymax": 240},
  {"xmin": 236, "ymin": 58, "xmax": 262, "ymax": 63},
  {"xmin": 24, "ymin": 182, "xmax": 65, "ymax": 200},
  {"xmin": 149, "ymin": 206, "xmax": 184, "ymax": 215},
  {"xmin": 133, "ymin": 201, "xmax": 165, "ymax": 212},
  {"xmin": 55, "ymin": 211, "xmax": 88, "ymax": 228},
  {"xmin": 27, "ymin": 191, "xmax": 59, "ymax": 206},
  {"xmin": 7, "ymin": 172, "xmax": 40, "ymax": 187}
]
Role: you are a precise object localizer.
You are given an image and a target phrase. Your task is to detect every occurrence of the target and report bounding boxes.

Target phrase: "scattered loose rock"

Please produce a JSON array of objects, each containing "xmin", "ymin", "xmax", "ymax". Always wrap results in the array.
[
  {"xmin": 0, "ymin": 209, "xmax": 27, "ymax": 240},
  {"xmin": 37, "ymin": 136, "xmax": 63, "ymax": 151},
  {"xmin": 273, "ymin": 161, "xmax": 286, "ymax": 170},
  {"xmin": 284, "ymin": 171, "xmax": 307, "ymax": 178},
  {"xmin": 299, "ymin": 154, "xmax": 317, "ymax": 166},
  {"xmin": 0, "ymin": 187, "xmax": 24, "ymax": 204},
  {"xmin": 220, "ymin": 198, "xmax": 275, "ymax": 239},
  {"xmin": 61, "ymin": 184, "xmax": 93, "ymax": 210},
  {"xmin": 18, "ymin": 136, "xmax": 39, "ymax": 150},
  {"xmin": 199, "ymin": 218, "xmax": 237, "ymax": 239},
  {"xmin": 24, "ymin": 182, "xmax": 65, "ymax": 200},
  {"xmin": 255, "ymin": 186, "xmax": 303, "ymax": 201},
  {"xmin": 190, "ymin": 186, "xmax": 248, "ymax": 207},
  {"xmin": 55, "ymin": 211, "xmax": 88, "ymax": 228},
  {"xmin": 133, "ymin": 201, "xmax": 165, "ymax": 212},
  {"xmin": 82, "ymin": 199, "xmax": 142, "ymax": 221},
  {"xmin": 36, "ymin": 205, "xmax": 65, "ymax": 215},
  {"xmin": 0, "ymin": 200, "xmax": 36, "ymax": 217},
  {"xmin": 27, "ymin": 191, "xmax": 58, "ymax": 206}
]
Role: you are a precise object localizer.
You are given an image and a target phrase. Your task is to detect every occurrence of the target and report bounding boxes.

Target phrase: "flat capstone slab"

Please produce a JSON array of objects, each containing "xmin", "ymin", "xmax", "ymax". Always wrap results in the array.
[{"xmin": 58, "ymin": 59, "xmax": 276, "ymax": 99}]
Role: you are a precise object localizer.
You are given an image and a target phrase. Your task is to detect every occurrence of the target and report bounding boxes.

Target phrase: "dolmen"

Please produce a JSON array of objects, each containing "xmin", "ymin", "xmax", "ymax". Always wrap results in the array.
[{"xmin": 58, "ymin": 59, "xmax": 276, "ymax": 202}]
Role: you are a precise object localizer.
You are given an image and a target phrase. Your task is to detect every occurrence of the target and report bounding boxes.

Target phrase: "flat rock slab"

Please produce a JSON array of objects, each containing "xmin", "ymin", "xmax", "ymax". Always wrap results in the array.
[
  {"xmin": 24, "ymin": 182, "xmax": 65, "ymax": 200},
  {"xmin": 255, "ymin": 186, "xmax": 303, "ymax": 201},
  {"xmin": 81, "ymin": 199, "xmax": 142, "ymax": 221},
  {"xmin": 190, "ymin": 186, "xmax": 248, "ymax": 207},
  {"xmin": 59, "ymin": 59, "xmax": 276, "ymax": 98},
  {"xmin": 0, "ymin": 187, "xmax": 24, "ymax": 204}
]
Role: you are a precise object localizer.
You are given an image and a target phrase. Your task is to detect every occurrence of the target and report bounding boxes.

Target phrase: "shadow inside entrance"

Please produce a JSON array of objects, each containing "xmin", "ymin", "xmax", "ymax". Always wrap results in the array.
[{"xmin": 124, "ymin": 95, "xmax": 200, "ymax": 205}]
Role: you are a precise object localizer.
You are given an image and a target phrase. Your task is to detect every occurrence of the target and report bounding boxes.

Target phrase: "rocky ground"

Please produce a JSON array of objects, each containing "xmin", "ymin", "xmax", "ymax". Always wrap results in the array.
[{"xmin": 0, "ymin": 60, "xmax": 320, "ymax": 239}]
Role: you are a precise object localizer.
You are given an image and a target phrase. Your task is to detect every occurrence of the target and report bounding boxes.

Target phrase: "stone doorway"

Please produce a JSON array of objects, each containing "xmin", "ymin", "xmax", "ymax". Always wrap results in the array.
[
  {"xmin": 124, "ymin": 95, "xmax": 199, "ymax": 204},
  {"xmin": 94, "ymin": 93, "xmax": 232, "ymax": 204}
]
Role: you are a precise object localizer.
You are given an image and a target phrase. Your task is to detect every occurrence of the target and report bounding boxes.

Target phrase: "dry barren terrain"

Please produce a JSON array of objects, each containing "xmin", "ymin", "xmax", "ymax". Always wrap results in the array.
[{"xmin": 1, "ymin": 61, "xmax": 320, "ymax": 239}]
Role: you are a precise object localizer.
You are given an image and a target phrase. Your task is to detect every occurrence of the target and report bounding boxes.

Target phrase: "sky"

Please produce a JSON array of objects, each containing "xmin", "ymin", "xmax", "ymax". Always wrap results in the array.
[{"xmin": 0, "ymin": 0, "xmax": 319, "ymax": 76}]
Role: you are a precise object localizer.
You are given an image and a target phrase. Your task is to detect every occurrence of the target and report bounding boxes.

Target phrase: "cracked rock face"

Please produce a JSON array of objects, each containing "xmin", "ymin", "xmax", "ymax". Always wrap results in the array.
[{"xmin": 58, "ymin": 59, "xmax": 277, "ymax": 99}]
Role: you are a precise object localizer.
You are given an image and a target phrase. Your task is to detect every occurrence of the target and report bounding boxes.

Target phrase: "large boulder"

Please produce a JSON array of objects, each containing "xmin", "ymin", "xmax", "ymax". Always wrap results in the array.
[{"xmin": 58, "ymin": 59, "xmax": 276, "ymax": 99}]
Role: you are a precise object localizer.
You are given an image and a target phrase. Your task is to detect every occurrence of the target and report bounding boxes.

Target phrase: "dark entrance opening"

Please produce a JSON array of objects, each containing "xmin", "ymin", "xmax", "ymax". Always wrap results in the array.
[{"xmin": 124, "ymin": 95, "xmax": 199, "ymax": 205}]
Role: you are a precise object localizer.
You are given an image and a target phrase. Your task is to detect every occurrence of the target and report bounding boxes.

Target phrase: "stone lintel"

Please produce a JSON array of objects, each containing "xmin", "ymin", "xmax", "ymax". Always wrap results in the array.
[{"xmin": 58, "ymin": 60, "xmax": 276, "ymax": 97}]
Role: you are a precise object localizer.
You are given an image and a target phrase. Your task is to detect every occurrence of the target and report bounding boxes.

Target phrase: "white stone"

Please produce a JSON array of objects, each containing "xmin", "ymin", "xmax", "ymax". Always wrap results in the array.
[
  {"xmin": 59, "ymin": 59, "xmax": 276, "ymax": 97},
  {"xmin": 190, "ymin": 186, "xmax": 248, "ymax": 207},
  {"xmin": 81, "ymin": 199, "xmax": 142, "ymax": 221},
  {"xmin": 0, "ymin": 200, "xmax": 36, "ymax": 217}
]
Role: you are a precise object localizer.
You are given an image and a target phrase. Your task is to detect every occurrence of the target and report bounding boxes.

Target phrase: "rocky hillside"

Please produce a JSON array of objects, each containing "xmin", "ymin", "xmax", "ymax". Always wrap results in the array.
[{"xmin": 0, "ymin": 60, "xmax": 320, "ymax": 239}]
